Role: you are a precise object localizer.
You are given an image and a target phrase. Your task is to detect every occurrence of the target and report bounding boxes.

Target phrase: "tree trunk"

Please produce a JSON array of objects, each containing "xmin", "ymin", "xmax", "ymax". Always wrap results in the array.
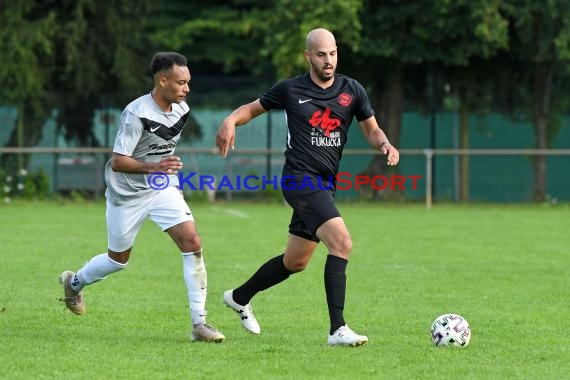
[
  {"xmin": 58, "ymin": 97, "xmax": 99, "ymax": 147},
  {"xmin": 532, "ymin": 63, "xmax": 552, "ymax": 202},
  {"xmin": 458, "ymin": 95, "xmax": 469, "ymax": 202},
  {"xmin": 358, "ymin": 61, "xmax": 404, "ymax": 200}
]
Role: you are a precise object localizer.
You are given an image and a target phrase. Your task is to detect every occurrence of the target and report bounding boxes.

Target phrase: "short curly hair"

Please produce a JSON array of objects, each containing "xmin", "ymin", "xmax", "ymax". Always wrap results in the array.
[{"xmin": 149, "ymin": 52, "xmax": 187, "ymax": 75}]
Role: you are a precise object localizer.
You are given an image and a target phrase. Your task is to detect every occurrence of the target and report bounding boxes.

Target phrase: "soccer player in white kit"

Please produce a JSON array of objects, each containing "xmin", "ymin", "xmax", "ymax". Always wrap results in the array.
[{"xmin": 60, "ymin": 52, "xmax": 224, "ymax": 343}]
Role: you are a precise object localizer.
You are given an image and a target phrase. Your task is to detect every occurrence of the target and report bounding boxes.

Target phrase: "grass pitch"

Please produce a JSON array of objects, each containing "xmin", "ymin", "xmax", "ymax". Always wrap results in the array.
[{"xmin": 1, "ymin": 200, "xmax": 569, "ymax": 379}]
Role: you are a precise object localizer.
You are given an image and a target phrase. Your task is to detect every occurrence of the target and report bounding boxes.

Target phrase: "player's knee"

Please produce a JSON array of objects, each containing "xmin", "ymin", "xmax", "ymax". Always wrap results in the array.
[
  {"xmin": 329, "ymin": 235, "xmax": 352, "ymax": 257},
  {"xmin": 108, "ymin": 249, "xmax": 131, "ymax": 264},
  {"xmin": 284, "ymin": 257, "xmax": 309, "ymax": 272},
  {"xmin": 178, "ymin": 234, "xmax": 201, "ymax": 253},
  {"xmin": 286, "ymin": 262, "xmax": 307, "ymax": 273}
]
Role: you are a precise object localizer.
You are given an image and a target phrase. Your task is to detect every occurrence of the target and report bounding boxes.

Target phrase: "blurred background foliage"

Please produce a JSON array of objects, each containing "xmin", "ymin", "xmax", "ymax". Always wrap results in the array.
[{"xmin": 1, "ymin": 0, "xmax": 570, "ymax": 201}]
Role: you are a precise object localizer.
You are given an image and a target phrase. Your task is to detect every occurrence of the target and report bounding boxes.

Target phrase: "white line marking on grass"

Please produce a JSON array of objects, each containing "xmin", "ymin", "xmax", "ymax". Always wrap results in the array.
[{"xmin": 212, "ymin": 207, "xmax": 250, "ymax": 219}]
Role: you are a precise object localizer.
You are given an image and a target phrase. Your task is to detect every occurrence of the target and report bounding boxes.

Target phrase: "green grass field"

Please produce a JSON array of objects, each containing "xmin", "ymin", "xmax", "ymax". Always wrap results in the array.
[{"xmin": 1, "ymin": 200, "xmax": 569, "ymax": 379}]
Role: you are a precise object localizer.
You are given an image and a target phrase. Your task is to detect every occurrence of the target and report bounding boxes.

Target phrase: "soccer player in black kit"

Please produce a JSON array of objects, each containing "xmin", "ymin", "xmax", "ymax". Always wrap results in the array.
[{"xmin": 216, "ymin": 28, "xmax": 399, "ymax": 346}]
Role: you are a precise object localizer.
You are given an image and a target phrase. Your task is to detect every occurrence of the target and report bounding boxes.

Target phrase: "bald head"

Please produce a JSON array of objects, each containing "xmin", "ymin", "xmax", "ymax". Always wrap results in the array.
[
  {"xmin": 304, "ymin": 28, "xmax": 338, "ymax": 87},
  {"xmin": 306, "ymin": 28, "xmax": 336, "ymax": 51}
]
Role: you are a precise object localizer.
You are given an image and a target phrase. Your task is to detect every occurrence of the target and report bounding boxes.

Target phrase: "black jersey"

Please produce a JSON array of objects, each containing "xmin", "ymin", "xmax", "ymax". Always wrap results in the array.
[{"xmin": 260, "ymin": 73, "xmax": 374, "ymax": 178}]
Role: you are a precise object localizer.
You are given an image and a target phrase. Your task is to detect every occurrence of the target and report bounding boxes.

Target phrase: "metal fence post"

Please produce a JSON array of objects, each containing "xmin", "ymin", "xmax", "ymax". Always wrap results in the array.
[{"xmin": 424, "ymin": 149, "xmax": 433, "ymax": 209}]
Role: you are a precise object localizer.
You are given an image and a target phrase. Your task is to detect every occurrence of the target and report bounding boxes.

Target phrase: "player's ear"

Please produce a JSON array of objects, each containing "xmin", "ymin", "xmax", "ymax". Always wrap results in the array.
[
  {"xmin": 303, "ymin": 50, "xmax": 310, "ymax": 63},
  {"xmin": 159, "ymin": 75, "xmax": 168, "ymax": 88}
]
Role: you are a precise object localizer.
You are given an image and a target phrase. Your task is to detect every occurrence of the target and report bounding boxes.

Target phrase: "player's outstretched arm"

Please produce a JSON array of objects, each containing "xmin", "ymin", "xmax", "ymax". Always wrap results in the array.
[
  {"xmin": 216, "ymin": 99, "xmax": 267, "ymax": 158},
  {"xmin": 358, "ymin": 116, "xmax": 400, "ymax": 166},
  {"xmin": 111, "ymin": 153, "xmax": 183, "ymax": 174}
]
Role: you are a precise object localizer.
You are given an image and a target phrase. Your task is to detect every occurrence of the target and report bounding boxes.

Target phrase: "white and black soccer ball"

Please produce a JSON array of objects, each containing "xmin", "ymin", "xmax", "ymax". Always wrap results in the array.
[{"xmin": 430, "ymin": 313, "xmax": 471, "ymax": 347}]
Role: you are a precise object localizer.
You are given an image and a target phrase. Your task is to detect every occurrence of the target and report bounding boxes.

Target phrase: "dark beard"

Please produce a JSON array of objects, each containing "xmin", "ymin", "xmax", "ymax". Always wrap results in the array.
[{"xmin": 317, "ymin": 69, "xmax": 334, "ymax": 82}]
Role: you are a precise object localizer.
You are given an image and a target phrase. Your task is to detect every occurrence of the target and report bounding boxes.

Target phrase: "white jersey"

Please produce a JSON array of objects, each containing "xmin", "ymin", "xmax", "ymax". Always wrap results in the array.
[{"xmin": 105, "ymin": 93, "xmax": 189, "ymax": 205}]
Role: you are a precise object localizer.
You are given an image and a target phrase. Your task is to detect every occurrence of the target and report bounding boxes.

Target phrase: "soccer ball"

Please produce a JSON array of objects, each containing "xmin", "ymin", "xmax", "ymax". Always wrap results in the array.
[{"xmin": 430, "ymin": 313, "xmax": 471, "ymax": 347}]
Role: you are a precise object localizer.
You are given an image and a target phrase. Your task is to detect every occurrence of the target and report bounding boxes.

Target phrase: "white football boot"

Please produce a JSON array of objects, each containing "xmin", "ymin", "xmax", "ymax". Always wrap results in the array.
[
  {"xmin": 328, "ymin": 325, "xmax": 368, "ymax": 347},
  {"xmin": 223, "ymin": 289, "xmax": 261, "ymax": 334}
]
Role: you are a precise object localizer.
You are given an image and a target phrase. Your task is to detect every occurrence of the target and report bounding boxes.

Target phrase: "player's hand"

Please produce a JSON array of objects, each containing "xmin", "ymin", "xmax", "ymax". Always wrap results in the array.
[
  {"xmin": 158, "ymin": 155, "xmax": 183, "ymax": 174},
  {"xmin": 216, "ymin": 121, "xmax": 236, "ymax": 158},
  {"xmin": 382, "ymin": 144, "xmax": 399, "ymax": 166}
]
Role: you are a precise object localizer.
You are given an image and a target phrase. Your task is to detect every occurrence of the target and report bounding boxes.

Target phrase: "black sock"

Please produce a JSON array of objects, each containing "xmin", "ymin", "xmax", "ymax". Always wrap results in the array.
[
  {"xmin": 324, "ymin": 254, "xmax": 348, "ymax": 334},
  {"xmin": 233, "ymin": 254, "xmax": 293, "ymax": 306}
]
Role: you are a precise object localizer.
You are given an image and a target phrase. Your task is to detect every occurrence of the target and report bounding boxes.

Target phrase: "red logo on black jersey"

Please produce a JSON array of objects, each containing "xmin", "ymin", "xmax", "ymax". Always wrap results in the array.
[
  {"xmin": 309, "ymin": 107, "xmax": 341, "ymax": 137},
  {"xmin": 338, "ymin": 93, "xmax": 352, "ymax": 107}
]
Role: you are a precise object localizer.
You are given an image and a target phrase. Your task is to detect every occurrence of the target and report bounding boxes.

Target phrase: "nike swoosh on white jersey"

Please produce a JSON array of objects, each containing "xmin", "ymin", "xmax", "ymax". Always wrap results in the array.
[{"xmin": 298, "ymin": 98, "xmax": 312, "ymax": 104}]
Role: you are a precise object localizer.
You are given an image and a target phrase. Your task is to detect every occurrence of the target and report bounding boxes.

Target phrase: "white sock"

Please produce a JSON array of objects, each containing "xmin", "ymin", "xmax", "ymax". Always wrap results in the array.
[
  {"xmin": 181, "ymin": 250, "xmax": 207, "ymax": 325},
  {"xmin": 73, "ymin": 253, "xmax": 127, "ymax": 291}
]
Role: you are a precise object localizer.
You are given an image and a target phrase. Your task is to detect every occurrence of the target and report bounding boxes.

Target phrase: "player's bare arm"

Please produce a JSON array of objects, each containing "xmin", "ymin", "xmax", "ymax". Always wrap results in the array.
[
  {"xmin": 111, "ymin": 153, "xmax": 183, "ymax": 174},
  {"xmin": 216, "ymin": 99, "xmax": 267, "ymax": 158},
  {"xmin": 358, "ymin": 116, "xmax": 400, "ymax": 166}
]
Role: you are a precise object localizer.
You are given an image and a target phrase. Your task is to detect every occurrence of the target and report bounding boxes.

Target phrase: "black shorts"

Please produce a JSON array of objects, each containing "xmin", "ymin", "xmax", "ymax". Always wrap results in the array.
[{"xmin": 281, "ymin": 173, "xmax": 340, "ymax": 242}]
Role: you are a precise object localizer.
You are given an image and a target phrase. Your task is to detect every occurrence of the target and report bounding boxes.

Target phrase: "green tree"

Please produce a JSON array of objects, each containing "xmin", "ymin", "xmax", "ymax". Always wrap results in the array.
[
  {"xmin": 48, "ymin": 0, "xmax": 156, "ymax": 146},
  {"xmin": 353, "ymin": 0, "xmax": 508, "ymax": 200},
  {"xmin": 501, "ymin": 0, "xmax": 570, "ymax": 201},
  {"xmin": 160, "ymin": 0, "xmax": 362, "ymax": 88},
  {"xmin": 260, "ymin": 0, "xmax": 363, "ymax": 78},
  {"xmin": 0, "ymin": 2, "xmax": 57, "ymax": 172},
  {"xmin": 154, "ymin": 1, "xmax": 268, "ymax": 74},
  {"xmin": 1, "ymin": 1, "xmax": 161, "ymax": 170}
]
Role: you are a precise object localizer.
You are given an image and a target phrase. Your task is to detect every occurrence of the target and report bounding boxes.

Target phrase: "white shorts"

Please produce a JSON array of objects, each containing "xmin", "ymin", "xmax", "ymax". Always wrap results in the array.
[{"xmin": 106, "ymin": 187, "xmax": 194, "ymax": 252}]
